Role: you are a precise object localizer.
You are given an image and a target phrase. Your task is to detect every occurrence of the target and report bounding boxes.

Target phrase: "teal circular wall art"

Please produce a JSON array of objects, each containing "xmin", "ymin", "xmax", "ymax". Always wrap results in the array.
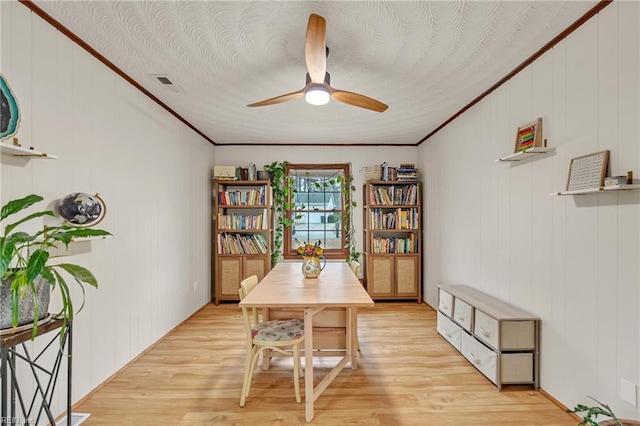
[{"xmin": 0, "ymin": 73, "xmax": 21, "ymax": 141}]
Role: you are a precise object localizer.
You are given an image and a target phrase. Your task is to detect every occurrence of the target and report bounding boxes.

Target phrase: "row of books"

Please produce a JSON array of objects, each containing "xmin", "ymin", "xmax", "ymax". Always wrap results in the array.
[
  {"xmin": 217, "ymin": 213, "xmax": 268, "ymax": 230},
  {"xmin": 214, "ymin": 164, "xmax": 260, "ymax": 181},
  {"xmin": 397, "ymin": 163, "xmax": 419, "ymax": 181},
  {"xmin": 217, "ymin": 187, "xmax": 266, "ymax": 206},
  {"xmin": 217, "ymin": 233, "xmax": 268, "ymax": 255},
  {"xmin": 370, "ymin": 208, "xmax": 418, "ymax": 230},
  {"xmin": 371, "ymin": 235, "xmax": 418, "ymax": 254},
  {"xmin": 369, "ymin": 184, "xmax": 419, "ymax": 206}
]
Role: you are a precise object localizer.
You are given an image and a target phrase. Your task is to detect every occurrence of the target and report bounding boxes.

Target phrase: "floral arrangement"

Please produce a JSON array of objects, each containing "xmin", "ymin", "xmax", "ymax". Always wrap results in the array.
[{"xmin": 296, "ymin": 240, "xmax": 324, "ymax": 257}]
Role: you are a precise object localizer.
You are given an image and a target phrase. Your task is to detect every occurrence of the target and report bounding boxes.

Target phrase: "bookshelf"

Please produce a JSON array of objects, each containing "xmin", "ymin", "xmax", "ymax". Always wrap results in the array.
[
  {"xmin": 212, "ymin": 180, "xmax": 272, "ymax": 304},
  {"xmin": 362, "ymin": 180, "xmax": 422, "ymax": 301}
]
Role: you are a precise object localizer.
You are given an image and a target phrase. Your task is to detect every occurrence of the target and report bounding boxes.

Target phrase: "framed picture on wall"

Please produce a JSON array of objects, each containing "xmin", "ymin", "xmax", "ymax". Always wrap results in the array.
[
  {"xmin": 513, "ymin": 118, "xmax": 543, "ymax": 153},
  {"xmin": 566, "ymin": 150, "xmax": 610, "ymax": 191}
]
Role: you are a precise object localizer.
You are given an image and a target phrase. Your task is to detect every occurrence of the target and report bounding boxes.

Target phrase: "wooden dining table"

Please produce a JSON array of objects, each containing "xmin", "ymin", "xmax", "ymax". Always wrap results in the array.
[{"xmin": 238, "ymin": 261, "xmax": 374, "ymax": 422}]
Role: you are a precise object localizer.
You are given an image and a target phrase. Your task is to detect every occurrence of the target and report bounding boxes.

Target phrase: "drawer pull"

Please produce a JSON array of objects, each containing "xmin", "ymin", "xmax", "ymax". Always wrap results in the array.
[
  {"xmin": 445, "ymin": 332, "xmax": 452, "ymax": 338},
  {"xmin": 469, "ymin": 352, "xmax": 482, "ymax": 366},
  {"xmin": 456, "ymin": 314, "xmax": 466, "ymax": 321},
  {"xmin": 441, "ymin": 304, "xmax": 449, "ymax": 310},
  {"xmin": 479, "ymin": 326, "xmax": 492, "ymax": 338}
]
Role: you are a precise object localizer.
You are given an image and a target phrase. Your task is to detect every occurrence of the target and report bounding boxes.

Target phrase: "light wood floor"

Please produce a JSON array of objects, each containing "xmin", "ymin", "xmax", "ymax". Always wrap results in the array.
[{"xmin": 73, "ymin": 302, "xmax": 577, "ymax": 425}]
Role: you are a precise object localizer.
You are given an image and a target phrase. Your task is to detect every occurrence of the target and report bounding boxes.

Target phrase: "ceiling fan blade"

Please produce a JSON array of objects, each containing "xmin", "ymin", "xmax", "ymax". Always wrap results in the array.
[
  {"xmin": 305, "ymin": 14, "xmax": 327, "ymax": 83},
  {"xmin": 247, "ymin": 89, "xmax": 305, "ymax": 107},
  {"xmin": 331, "ymin": 89, "xmax": 388, "ymax": 113}
]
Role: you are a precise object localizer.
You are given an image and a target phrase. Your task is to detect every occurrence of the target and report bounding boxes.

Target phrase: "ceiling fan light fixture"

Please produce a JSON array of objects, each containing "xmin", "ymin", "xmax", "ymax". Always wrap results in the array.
[{"xmin": 305, "ymin": 84, "xmax": 330, "ymax": 105}]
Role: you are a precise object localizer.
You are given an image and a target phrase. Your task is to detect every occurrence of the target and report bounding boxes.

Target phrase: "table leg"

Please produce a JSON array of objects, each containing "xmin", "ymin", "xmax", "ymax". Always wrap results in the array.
[
  {"xmin": 348, "ymin": 308, "xmax": 358, "ymax": 370},
  {"xmin": 304, "ymin": 308, "xmax": 314, "ymax": 423}
]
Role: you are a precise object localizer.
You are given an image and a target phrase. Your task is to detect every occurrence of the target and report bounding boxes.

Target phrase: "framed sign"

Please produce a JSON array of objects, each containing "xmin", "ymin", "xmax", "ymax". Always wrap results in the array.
[
  {"xmin": 566, "ymin": 150, "xmax": 610, "ymax": 191},
  {"xmin": 514, "ymin": 118, "xmax": 543, "ymax": 153}
]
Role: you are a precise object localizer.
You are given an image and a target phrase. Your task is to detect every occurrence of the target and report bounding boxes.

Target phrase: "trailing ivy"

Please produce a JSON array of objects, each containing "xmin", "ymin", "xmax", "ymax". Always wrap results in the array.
[
  {"xmin": 263, "ymin": 161, "xmax": 297, "ymax": 265},
  {"xmin": 311, "ymin": 172, "xmax": 359, "ymax": 264}
]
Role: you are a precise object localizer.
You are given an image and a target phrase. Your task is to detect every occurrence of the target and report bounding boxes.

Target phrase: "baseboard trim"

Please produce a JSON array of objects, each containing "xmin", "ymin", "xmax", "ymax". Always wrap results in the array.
[{"xmin": 539, "ymin": 387, "xmax": 581, "ymax": 422}]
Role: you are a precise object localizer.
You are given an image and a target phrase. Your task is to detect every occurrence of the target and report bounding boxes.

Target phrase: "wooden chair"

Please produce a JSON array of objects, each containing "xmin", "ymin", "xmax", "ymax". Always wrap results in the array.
[
  {"xmin": 238, "ymin": 275, "xmax": 305, "ymax": 407},
  {"xmin": 349, "ymin": 260, "xmax": 361, "ymax": 279}
]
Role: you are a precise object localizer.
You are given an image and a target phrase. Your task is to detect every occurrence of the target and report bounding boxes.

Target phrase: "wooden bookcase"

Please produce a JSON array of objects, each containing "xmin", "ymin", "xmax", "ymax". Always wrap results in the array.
[
  {"xmin": 212, "ymin": 180, "xmax": 272, "ymax": 304},
  {"xmin": 362, "ymin": 180, "xmax": 422, "ymax": 301}
]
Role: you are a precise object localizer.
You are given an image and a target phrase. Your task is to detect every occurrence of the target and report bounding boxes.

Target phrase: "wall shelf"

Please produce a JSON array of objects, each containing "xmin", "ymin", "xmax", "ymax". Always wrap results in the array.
[
  {"xmin": 551, "ymin": 184, "xmax": 640, "ymax": 196},
  {"xmin": 0, "ymin": 141, "xmax": 58, "ymax": 159},
  {"xmin": 70, "ymin": 235, "xmax": 112, "ymax": 242},
  {"xmin": 495, "ymin": 147, "xmax": 555, "ymax": 163}
]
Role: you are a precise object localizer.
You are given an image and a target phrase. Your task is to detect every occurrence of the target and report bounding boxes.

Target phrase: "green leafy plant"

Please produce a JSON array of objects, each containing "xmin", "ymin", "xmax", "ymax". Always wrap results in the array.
[
  {"xmin": 263, "ymin": 161, "xmax": 299, "ymax": 265},
  {"xmin": 569, "ymin": 396, "xmax": 623, "ymax": 426},
  {"xmin": 0, "ymin": 194, "xmax": 111, "ymax": 337},
  {"xmin": 311, "ymin": 173, "xmax": 359, "ymax": 263},
  {"xmin": 340, "ymin": 174, "xmax": 359, "ymax": 264}
]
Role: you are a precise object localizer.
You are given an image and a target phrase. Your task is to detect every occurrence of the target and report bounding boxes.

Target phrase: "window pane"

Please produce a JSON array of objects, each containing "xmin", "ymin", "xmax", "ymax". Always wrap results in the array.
[
  {"xmin": 325, "ymin": 192, "xmax": 341, "ymax": 210},
  {"xmin": 286, "ymin": 165, "xmax": 349, "ymax": 258},
  {"xmin": 294, "ymin": 193, "xmax": 310, "ymax": 210}
]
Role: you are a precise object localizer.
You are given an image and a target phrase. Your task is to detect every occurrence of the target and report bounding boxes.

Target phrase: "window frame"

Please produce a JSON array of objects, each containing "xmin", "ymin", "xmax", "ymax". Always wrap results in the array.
[{"xmin": 283, "ymin": 163, "xmax": 351, "ymax": 260}]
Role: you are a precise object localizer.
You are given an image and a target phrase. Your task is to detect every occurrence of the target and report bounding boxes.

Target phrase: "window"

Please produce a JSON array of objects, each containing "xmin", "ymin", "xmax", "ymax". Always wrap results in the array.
[{"xmin": 284, "ymin": 164, "xmax": 350, "ymax": 260}]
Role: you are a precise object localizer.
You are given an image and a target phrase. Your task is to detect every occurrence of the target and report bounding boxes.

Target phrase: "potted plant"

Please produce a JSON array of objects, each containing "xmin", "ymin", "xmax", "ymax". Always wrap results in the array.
[
  {"xmin": 0, "ymin": 194, "xmax": 111, "ymax": 337},
  {"xmin": 569, "ymin": 396, "xmax": 640, "ymax": 425}
]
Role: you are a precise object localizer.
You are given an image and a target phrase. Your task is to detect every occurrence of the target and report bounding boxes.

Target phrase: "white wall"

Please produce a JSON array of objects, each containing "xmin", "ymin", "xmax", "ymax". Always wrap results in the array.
[
  {"xmin": 215, "ymin": 144, "xmax": 419, "ymax": 261},
  {"xmin": 420, "ymin": 2, "xmax": 639, "ymax": 419},
  {"xmin": 0, "ymin": 2, "xmax": 215, "ymax": 419}
]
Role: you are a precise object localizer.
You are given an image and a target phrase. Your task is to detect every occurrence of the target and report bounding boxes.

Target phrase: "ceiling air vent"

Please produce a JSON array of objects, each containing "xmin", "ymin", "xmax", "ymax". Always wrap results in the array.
[
  {"xmin": 150, "ymin": 74, "xmax": 184, "ymax": 93},
  {"xmin": 156, "ymin": 76, "xmax": 172, "ymax": 85}
]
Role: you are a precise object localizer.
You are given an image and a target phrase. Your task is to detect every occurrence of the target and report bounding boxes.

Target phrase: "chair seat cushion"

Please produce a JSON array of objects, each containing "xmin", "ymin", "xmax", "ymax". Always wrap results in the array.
[{"xmin": 252, "ymin": 318, "xmax": 304, "ymax": 341}]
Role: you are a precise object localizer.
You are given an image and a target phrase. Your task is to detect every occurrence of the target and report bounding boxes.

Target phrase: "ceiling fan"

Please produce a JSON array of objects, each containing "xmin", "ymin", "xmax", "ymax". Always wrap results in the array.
[{"xmin": 247, "ymin": 14, "xmax": 388, "ymax": 113}]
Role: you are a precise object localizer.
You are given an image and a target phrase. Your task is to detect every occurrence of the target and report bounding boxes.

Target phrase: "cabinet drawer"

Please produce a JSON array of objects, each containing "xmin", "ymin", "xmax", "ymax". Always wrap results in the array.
[
  {"xmin": 437, "ymin": 312, "xmax": 462, "ymax": 351},
  {"xmin": 438, "ymin": 289, "xmax": 454, "ymax": 318},
  {"xmin": 474, "ymin": 310, "xmax": 499, "ymax": 349},
  {"xmin": 453, "ymin": 298, "xmax": 473, "ymax": 332},
  {"xmin": 501, "ymin": 321, "xmax": 536, "ymax": 350},
  {"xmin": 461, "ymin": 332, "xmax": 497, "ymax": 384},
  {"xmin": 501, "ymin": 353, "xmax": 533, "ymax": 383}
]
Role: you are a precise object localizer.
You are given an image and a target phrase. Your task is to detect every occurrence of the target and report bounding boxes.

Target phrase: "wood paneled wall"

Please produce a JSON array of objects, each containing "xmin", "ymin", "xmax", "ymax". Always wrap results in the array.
[
  {"xmin": 420, "ymin": 2, "xmax": 639, "ymax": 420},
  {"xmin": 0, "ymin": 1, "xmax": 216, "ymax": 416}
]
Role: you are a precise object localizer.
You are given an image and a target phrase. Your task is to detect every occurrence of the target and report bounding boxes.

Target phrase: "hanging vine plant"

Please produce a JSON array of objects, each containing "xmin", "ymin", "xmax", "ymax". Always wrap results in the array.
[
  {"xmin": 311, "ymin": 172, "xmax": 359, "ymax": 263},
  {"xmin": 263, "ymin": 161, "xmax": 298, "ymax": 265},
  {"xmin": 340, "ymin": 173, "xmax": 359, "ymax": 264}
]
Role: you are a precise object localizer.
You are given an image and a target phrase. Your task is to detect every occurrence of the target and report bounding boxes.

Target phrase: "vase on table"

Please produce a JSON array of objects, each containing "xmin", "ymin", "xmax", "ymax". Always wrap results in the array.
[{"xmin": 301, "ymin": 256, "xmax": 326, "ymax": 278}]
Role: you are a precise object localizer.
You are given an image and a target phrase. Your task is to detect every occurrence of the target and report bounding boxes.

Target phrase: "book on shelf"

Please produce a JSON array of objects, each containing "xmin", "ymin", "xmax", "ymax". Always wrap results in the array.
[
  {"xmin": 397, "ymin": 163, "xmax": 419, "ymax": 181},
  {"xmin": 369, "ymin": 208, "xmax": 418, "ymax": 230},
  {"xmin": 217, "ymin": 233, "xmax": 268, "ymax": 255},
  {"xmin": 217, "ymin": 213, "xmax": 268, "ymax": 230},
  {"xmin": 214, "ymin": 164, "xmax": 260, "ymax": 181},
  {"xmin": 368, "ymin": 183, "xmax": 419, "ymax": 206},
  {"xmin": 371, "ymin": 234, "xmax": 418, "ymax": 254},
  {"xmin": 217, "ymin": 186, "xmax": 266, "ymax": 206}
]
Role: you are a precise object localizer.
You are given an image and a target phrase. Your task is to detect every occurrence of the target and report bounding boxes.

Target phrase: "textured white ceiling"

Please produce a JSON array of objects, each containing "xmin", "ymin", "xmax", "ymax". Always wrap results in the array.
[{"xmin": 31, "ymin": 0, "xmax": 599, "ymax": 145}]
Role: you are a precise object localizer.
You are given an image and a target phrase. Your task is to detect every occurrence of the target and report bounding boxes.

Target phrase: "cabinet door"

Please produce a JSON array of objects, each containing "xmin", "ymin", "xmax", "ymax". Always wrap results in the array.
[
  {"xmin": 243, "ymin": 256, "xmax": 270, "ymax": 282},
  {"xmin": 218, "ymin": 257, "xmax": 242, "ymax": 300},
  {"xmin": 368, "ymin": 255, "xmax": 394, "ymax": 297},
  {"xmin": 395, "ymin": 256, "xmax": 418, "ymax": 297}
]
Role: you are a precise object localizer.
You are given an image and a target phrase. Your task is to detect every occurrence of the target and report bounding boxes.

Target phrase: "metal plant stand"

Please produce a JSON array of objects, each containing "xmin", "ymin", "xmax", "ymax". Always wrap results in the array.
[{"xmin": 1, "ymin": 318, "xmax": 72, "ymax": 426}]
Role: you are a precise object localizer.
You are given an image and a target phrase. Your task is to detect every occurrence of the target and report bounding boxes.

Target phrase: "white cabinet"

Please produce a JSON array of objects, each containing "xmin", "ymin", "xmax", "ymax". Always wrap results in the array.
[{"xmin": 437, "ymin": 284, "xmax": 540, "ymax": 390}]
